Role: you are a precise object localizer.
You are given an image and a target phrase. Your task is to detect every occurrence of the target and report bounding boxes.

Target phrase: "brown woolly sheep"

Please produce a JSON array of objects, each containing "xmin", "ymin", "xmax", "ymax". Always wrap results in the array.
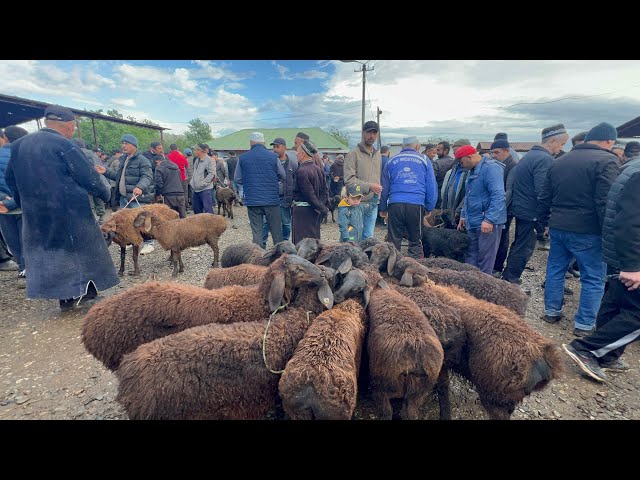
[
  {"xmin": 220, "ymin": 240, "xmax": 297, "ymax": 268},
  {"xmin": 216, "ymin": 186, "xmax": 236, "ymax": 219},
  {"xmin": 423, "ymin": 209, "xmax": 445, "ymax": 227},
  {"xmin": 278, "ymin": 299, "xmax": 367, "ymax": 420},
  {"xmin": 116, "ymin": 306, "xmax": 314, "ymax": 420},
  {"xmin": 333, "ymin": 264, "xmax": 444, "ymax": 420},
  {"xmin": 370, "ymin": 242, "xmax": 528, "ymax": 316},
  {"xmin": 402, "ymin": 281, "xmax": 564, "ymax": 420},
  {"xmin": 418, "ymin": 257, "xmax": 480, "ymax": 272},
  {"xmin": 82, "ymin": 254, "xmax": 333, "ymax": 371},
  {"xmin": 100, "ymin": 203, "xmax": 179, "ymax": 276},
  {"xmin": 133, "ymin": 211, "xmax": 227, "ymax": 276},
  {"xmin": 203, "ymin": 264, "xmax": 268, "ymax": 289}
]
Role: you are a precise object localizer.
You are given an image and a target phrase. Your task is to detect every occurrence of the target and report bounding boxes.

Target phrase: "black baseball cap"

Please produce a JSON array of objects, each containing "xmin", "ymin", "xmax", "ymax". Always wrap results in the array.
[
  {"xmin": 270, "ymin": 137, "xmax": 287, "ymax": 146},
  {"xmin": 44, "ymin": 105, "xmax": 75, "ymax": 122},
  {"xmin": 362, "ymin": 120, "xmax": 379, "ymax": 132}
]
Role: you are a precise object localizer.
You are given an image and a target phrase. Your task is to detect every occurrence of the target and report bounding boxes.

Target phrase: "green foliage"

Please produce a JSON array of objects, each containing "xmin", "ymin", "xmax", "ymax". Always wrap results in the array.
[
  {"xmin": 184, "ymin": 118, "xmax": 212, "ymax": 147},
  {"xmin": 73, "ymin": 109, "xmax": 162, "ymax": 153},
  {"xmin": 327, "ymin": 125, "xmax": 351, "ymax": 148}
]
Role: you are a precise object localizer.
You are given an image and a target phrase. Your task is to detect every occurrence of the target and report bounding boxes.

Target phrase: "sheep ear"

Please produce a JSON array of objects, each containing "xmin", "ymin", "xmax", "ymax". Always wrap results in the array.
[
  {"xmin": 363, "ymin": 287, "xmax": 371, "ymax": 309},
  {"xmin": 315, "ymin": 251, "xmax": 332, "ymax": 265},
  {"xmin": 338, "ymin": 256, "xmax": 352, "ymax": 274},
  {"xmin": 400, "ymin": 270, "xmax": 414, "ymax": 287},
  {"xmin": 387, "ymin": 248, "xmax": 397, "ymax": 276},
  {"xmin": 363, "ymin": 246, "xmax": 373, "ymax": 253},
  {"xmin": 317, "ymin": 281, "xmax": 334, "ymax": 310},
  {"xmin": 143, "ymin": 216, "xmax": 152, "ymax": 233},
  {"xmin": 268, "ymin": 272, "xmax": 286, "ymax": 311},
  {"xmin": 262, "ymin": 246, "xmax": 277, "ymax": 259},
  {"xmin": 377, "ymin": 279, "xmax": 390, "ymax": 290}
]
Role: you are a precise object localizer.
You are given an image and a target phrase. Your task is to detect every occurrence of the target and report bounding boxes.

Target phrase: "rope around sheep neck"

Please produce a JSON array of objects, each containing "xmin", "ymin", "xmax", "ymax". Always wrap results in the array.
[{"xmin": 262, "ymin": 304, "xmax": 314, "ymax": 374}]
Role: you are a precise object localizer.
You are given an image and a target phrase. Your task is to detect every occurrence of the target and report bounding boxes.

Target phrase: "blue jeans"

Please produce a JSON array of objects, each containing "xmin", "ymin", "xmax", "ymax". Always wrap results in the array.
[
  {"xmin": 231, "ymin": 181, "xmax": 243, "ymax": 202},
  {"xmin": 0, "ymin": 214, "xmax": 24, "ymax": 270},
  {"xmin": 361, "ymin": 201, "xmax": 379, "ymax": 240},
  {"xmin": 262, "ymin": 206, "xmax": 292, "ymax": 246},
  {"xmin": 119, "ymin": 197, "xmax": 153, "ymax": 246},
  {"xmin": 544, "ymin": 228, "xmax": 606, "ymax": 330}
]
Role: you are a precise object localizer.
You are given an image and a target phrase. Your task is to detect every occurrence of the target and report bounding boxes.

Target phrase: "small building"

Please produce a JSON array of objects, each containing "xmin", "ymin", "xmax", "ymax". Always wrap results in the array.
[
  {"xmin": 476, "ymin": 141, "xmax": 537, "ymax": 155},
  {"xmin": 207, "ymin": 127, "xmax": 350, "ymax": 161}
]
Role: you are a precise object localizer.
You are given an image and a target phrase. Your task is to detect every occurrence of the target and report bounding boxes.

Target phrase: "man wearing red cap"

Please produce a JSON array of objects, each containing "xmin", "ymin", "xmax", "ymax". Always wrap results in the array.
[{"xmin": 456, "ymin": 145, "xmax": 507, "ymax": 274}]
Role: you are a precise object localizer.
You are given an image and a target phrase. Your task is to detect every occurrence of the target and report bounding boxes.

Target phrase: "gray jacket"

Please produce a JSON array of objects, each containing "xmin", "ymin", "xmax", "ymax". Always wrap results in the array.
[{"xmin": 190, "ymin": 154, "xmax": 215, "ymax": 192}]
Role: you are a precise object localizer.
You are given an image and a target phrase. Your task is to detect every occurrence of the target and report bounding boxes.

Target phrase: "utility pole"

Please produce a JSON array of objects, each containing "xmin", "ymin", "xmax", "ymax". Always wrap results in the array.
[
  {"xmin": 377, "ymin": 107, "xmax": 382, "ymax": 146},
  {"xmin": 340, "ymin": 60, "xmax": 374, "ymax": 127}
]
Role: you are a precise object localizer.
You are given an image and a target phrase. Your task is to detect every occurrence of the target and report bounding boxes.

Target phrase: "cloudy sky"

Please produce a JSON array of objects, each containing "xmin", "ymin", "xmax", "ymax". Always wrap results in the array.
[{"xmin": 2, "ymin": 60, "xmax": 640, "ymax": 147}]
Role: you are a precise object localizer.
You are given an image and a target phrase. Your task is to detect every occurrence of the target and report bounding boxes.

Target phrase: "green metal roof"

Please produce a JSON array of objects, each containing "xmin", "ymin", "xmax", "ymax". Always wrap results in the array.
[{"xmin": 207, "ymin": 127, "xmax": 349, "ymax": 151}]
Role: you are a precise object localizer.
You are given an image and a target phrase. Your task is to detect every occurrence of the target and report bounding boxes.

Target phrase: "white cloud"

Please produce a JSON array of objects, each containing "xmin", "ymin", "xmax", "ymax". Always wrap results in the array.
[
  {"xmin": 111, "ymin": 98, "xmax": 136, "ymax": 107},
  {"xmin": 272, "ymin": 61, "xmax": 328, "ymax": 80}
]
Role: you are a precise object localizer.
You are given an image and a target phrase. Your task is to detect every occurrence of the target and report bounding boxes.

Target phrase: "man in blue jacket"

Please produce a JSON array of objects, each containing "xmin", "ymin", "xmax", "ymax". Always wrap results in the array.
[
  {"xmin": 457, "ymin": 145, "xmax": 506, "ymax": 274},
  {"xmin": 380, "ymin": 136, "xmax": 437, "ymax": 258},
  {"xmin": 235, "ymin": 132, "xmax": 286, "ymax": 246}
]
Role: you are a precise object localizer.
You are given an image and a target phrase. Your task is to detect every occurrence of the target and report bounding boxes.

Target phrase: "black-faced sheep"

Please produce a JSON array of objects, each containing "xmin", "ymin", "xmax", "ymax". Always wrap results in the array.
[
  {"xmin": 133, "ymin": 211, "xmax": 227, "ymax": 276},
  {"xmin": 421, "ymin": 227, "xmax": 470, "ymax": 261},
  {"xmin": 216, "ymin": 186, "xmax": 236, "ymax": 219},
  {"xmin": 115, "ymin": 306, "xmax": 314, "ymax": 419},
  {"xmin": 322, "ymin": 194, "xmax": 341, "ymax": 224},
  {"xmin": 401, "ymin": 281, "xmax": 564, "ymax": 420},
  {"xmin": 100, "ymin": 203, "xmax": 179, "ymax": 276},
  {"xmin": 82, "ymin": 254, "xmax": 332, "ymax": 371},
  {"xmin": 297, "ymin": 238, "xmax": 369, "ymax": 274},
  {"xmin": 333, "ymin": 264, "xmax": 444, "ymax": 420},
  {"xmin": 278, "ymin": 299, "xmax": 366, "ymax": 420},
  {"xmin": 220, "ymin": 240, "xmax": 297, "ymax": 268}
]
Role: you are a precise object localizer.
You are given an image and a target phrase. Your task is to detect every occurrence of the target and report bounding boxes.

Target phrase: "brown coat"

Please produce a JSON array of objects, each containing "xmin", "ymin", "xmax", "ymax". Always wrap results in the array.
[{"xmin": 344, "ymin": 142, "xmax": 382, "ymax": 203}]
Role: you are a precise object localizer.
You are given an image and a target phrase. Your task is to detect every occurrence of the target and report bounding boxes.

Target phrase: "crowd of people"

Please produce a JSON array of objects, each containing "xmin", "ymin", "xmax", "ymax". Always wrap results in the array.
[{"xmin": 1, "ymin": 104, "xmax": 639, "ymax": 386}]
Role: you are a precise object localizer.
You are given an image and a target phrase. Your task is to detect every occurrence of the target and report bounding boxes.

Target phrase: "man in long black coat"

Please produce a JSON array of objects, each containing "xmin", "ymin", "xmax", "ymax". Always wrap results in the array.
[{"xmin": 6, "ymin": 105, "xmax": 119, "ymax": 311}]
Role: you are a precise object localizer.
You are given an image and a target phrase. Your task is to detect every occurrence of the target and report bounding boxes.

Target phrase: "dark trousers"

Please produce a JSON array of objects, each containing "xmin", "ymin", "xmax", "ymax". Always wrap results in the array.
[
  {"xmin": 0, "ymin": 215, "xmax": 24, "ymax": 270},
  {"xmin": 502, "ymin": 217, "xmax": 537, "ymax": 283},
  {"xmin": 292, "ymin": 205, "xmax": 322, "ymax": 245},
  {"xmin": 0, "ymin": 231, "xmax": 12, "ymax": 262},
  {"xmin": 465, "ymin": 225, "xmax": 503, "ymax": 274},
  {"xmin": 192, "ymin": 189, "xmax": 214, "ymax": 214},
  {"xmin": 493, "ymin": 215, "xmax": 513, "ymax": 273},
  {"xmin": 571, "ymin": 277, "xmax": 640, "ymax": 364},
  {"xmin": 181, "ymin": 179, "xmax": 189, "ymax": 209},
  {"xmin": 163, "ymin": 194, "xmax": 186, "ymax": 219},
  {"xmin": 387, "ymin": 203, "xmax": 425, "ymax": 259},
  {"xmin": 248, "ymin": 205, "xmax": 283, "ymax": 247},
  {"xmin": 110, "ymin": 187, "xmax": 119, "ymax": 211}
]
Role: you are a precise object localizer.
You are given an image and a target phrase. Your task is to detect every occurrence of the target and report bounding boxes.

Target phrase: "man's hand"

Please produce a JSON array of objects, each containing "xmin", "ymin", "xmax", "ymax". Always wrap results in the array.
[
  {"xmin": 0, "ymin": 203, "xmax": 8, "ymax": 214},
  {"xmin": 379, "ymin": 211, "xmax": 388, "ymax": 219},
  {"xmin": 619, "ymin": 271, "xmax": 640, "ymax": 291},
  {"xmin": 457, "ymin": 218, "xmax": 465, "ymax": 231},
  {"xmin": 132, "ymin": 187, "xmax": 143, "ymax": 196},
  {"xmin": 370, "ymin": 183, "xmax": 382, "ymax": 195},
  {"xmin": 544, "ymin": 226, "xmax": 549, "ymax": 236},
  {"xmin": 481, "ymin": 220, "xmax": 494, "ymax": 234},
  {"xmin": 333, "ymin": 176, "xmax": 340, "ymax": 182},
  {"xmin": 95, "ymin": 165, "xmax": 106, "ymax": 174}
]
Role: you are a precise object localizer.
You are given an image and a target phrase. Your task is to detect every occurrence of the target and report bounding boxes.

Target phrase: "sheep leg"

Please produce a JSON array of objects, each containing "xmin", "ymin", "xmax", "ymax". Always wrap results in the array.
[
  {"xmin": 401, "ymin": 393, "xmax": 426, "ymax": 420},
  {"xmin": 129, "ymin": 245, "xmax": 141, "ymax": 276},
  {"xmin": 178, "ymin": 250, "xmax": 184, "ymax": 273},
  {"xmin": 436, "ymin": 369, "xmax": 452, "ymax": 420},
  {"xmin": 118, "ymin": 246, "xmax": 126, "ymax": 276},
  {"xmin": 217, "ymin": 202, "xmax": 222, "ymax": 216},
  {"xmin": 373, "ymin": 390, "xmax": 393, "ymax": 420},
  {"xmin": 228, "ymin": 202, "xmax": 233, "ymax": 219},
  {"xmin": 209, "ymin": 239, "xmax": 219, "ymax": 268},
  {"xmin": 170, "ymin": 248, "xmax": 179, "ymax": 277}
]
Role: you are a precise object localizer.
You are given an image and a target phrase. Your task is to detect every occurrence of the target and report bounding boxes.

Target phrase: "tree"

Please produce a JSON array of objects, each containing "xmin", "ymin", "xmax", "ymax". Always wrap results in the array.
[
  {"xmin": 184, "ymin": 118, "xmax": 213, "ymax": 146},
  {"xmin": 327, "ymin": 125, "xmax": 351, "ymax": 148}
]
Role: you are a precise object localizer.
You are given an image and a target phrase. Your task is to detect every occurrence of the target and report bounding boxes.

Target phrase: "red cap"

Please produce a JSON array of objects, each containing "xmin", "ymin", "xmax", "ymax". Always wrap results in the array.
[{"xmin": 454, "ymin": 145, "xmax": 477, "ymax": 159}]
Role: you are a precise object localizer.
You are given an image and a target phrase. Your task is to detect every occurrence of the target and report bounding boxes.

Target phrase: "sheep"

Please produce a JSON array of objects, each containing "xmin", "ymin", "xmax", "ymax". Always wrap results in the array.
[
  {"xmin": 297, "ymin": 238, "xmax": 369, "ymax": 273},
  {"xmin": 278, "ymin": 299, "xmax": 367, "ymax": 420},
  {"xmin": 116, "ymin": 306, "xmax": 315, "ymax": 420},
  {"xmin": 215, "ymin": 186, "xmax": 237, "ymax": 219},
  {"xmin": 423, "ymin": 208, "xmax": 445, "ymax": 227},
  {"xmin": 220, "ymin": 240, "xmax": 297, "ymax": 268},
  {"xmin": 358, "ymin": 237, "xmax": 382, "ymax": 256},
  {"xmin": 100, "ymin": 203, "xmax": 179, "ymax": 276},
  {"xmin": 418, "ymin": 257, "xmax": 480, "ymax": 272},
  {"xmin": 132, "ymin": 211, "xmax": 227, "ymax": 276},
  {"xmin": 333, "ymin": 264, "xmax": 444, "ymax": 420},
  {"xmin": 82, "ymin": 254, "xmax": 333, "ymax": 371},
  {"xmin": 399, "ymin": 281, "xmax": 564, "ymax": 420},
  {"xmin": 322, "ymin": 194, "xmax": 341, "ymax": 224},
  {"xmin": 203, "ymin": 264, "xmax": 268, "ymax": 289},
  {"xmin": 370, "ymin": 242, "xmax": 528, "ymax": 316},
  {"xmin": 421, "ymin": 227, "xmax": 470, "ymax": 261}
]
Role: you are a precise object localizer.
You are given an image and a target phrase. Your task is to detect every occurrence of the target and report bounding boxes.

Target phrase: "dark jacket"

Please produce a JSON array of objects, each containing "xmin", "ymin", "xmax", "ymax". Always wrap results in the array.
[
  {"xmin": 509, "ymin": 146, "xmax": 554, "ymax": 222},
  {"xmin": 440, "ymin": 161, "xmax": 469, "ymax": 223},
  {"xmin": 155, "ymin": 159, "xmax": 184, "ymax": 196},
  {"xmin": 539, "ymin": 143, "xmax": 620, "ymax": 234},
  {"xmin": 104, "ymin": 150, "xmax": 154, "ymax": 204},
  {"xmin": 278, "ymin": 152, "xmax": 298, "ymax": 207},
  {"xmin": 293, "ymin": 160, "xmax": 328, "ymax": 214},
  {"xmin": 602, "ymin": 158, "xmax": 640, "ymax": 271},
  {"xmin": 226, "ymin": 154, "xmax": 238, "ymax": 181},
  {"xmin": 433, "ymin": 154, "xmax": 456, "ymax": 189},
  {"xmin": 0, "ymin": 145, "xmax": 19, "ymax": 211},
  {"xmin": 235, "ymin": 144, "xmax": 285, "ymax": 207},
  {"xmin": 6, "ymin": 128, "xmax": 119, "ymax": 299}
]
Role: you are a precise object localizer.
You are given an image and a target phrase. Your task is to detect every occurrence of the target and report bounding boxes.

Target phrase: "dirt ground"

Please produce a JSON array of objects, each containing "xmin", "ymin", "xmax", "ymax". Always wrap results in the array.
[{"xmin": 1, "ymin": 206, "xmax": 638, "ymax": 420}]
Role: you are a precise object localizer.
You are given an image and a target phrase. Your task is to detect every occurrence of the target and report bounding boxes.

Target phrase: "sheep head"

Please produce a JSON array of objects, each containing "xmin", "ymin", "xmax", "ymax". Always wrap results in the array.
[
  {"xmin": 262, "ymin": 240, "xmax": 297, "ymax": 262},
  {"xmin": 267, "ymin": 254, "xmax": 334, "ymax": 311},
  {"xmin": 296, "ymin": 238, "xmax": 325, "ymax": 262},
  {"xmin": 100, "ymin": 222, "xmax": 117, "ymax": 247},
  {"xmin": 132, "ymin": 210, "xmax": 160, "ymax": 233},
  {"xmin": 368, "ymin": 242, "xmax": 399, "ymax": 276},
  {"xmin": 333, "ymin": 267, "xmax": 389, "ymax": 309},
  {"xmin": 394, "ymin": 257, "xmax": 431, "ymax": 287},
  {"xmin": 358, "ymin": 237, "xmax": 381, "ymax": 259},
  {"xmin": 423, "ymin": 209, "xmax": 444, "ymax": 228}
]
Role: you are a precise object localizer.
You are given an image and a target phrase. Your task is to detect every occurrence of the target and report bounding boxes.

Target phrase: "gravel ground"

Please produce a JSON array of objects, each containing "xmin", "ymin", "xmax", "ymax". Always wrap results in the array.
[{"xmin": 1, "ymin": 206, "xmax": 638, "ymax": 420}]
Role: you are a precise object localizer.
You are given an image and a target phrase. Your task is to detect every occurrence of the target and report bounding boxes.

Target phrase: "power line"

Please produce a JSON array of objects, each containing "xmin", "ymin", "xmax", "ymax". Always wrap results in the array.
[{"xmin": 503, "ymin": 83, "xmax": 640, "ymax": 108}]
